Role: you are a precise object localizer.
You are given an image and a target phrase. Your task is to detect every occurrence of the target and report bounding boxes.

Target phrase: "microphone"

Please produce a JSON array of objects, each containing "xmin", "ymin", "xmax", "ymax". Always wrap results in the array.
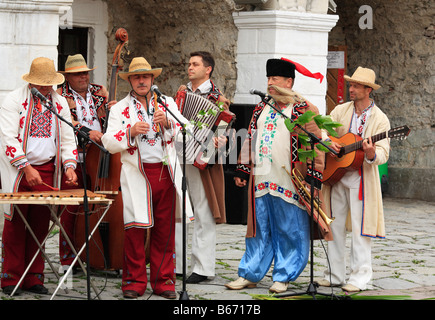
[
  {"xmin": 151, "ymin": 85, "xmax": 163, "ymax": 97},
  {"xmin": 249, "ymin": 88, "xmax": 269, "ymax": 99},
  {"xmin": 30, "ymin": 87, "xmax": 49, "ymax": 102}
]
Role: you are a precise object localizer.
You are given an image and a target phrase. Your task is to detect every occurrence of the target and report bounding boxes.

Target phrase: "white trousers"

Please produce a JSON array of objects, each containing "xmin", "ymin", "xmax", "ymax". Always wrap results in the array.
[
  {"xmin": 323, "ymin": 179, "xmax": 373, "ymax": 290},
  {"xmin": 175, "ymin": 164, "xmax": 216, "ymax": 277}
]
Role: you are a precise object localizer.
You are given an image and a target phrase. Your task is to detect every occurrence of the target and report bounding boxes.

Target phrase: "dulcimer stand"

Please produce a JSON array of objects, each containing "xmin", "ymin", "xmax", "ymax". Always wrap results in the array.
[
  {"xmin": 0, "ymin": 190, "xmax": 113, "ymax": 300},
  {"xmin": 32, "ymin": 89, "xmax": 110, "ymax": 299}
]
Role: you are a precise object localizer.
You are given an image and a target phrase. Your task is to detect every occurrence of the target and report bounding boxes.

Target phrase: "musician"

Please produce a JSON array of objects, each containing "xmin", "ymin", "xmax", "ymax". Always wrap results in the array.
[
  {"xmin": 174, "ymin": 51, "xmax": 230, "ymax": 284},
  {"xmin": 317, "ymin": 67, "xmax": 390, "ymax": 292},
  {"xmin": 0, "ymin": 57, "xmax": 78, "ymax": 295},
  {"xmin": 225, "ymin": 58, "xmax": 325, "ymax": 293},
  {"xmin": 56, "ymin": 54, "xmax": 116, "ymax": 271},
  {"xmin": 101, "ymin": 57, "xmax": 191, "ymax": 299}
]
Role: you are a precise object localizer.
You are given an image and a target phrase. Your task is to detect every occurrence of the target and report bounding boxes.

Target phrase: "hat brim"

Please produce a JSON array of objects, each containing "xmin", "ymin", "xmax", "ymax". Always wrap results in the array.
[
  {"xmin": 60, "ymin": 66, "xmax": 97, "ymax": 74},
  {"xmin": 119, "ymin": 68, "xmax": 162, "ymax": 80},
  {"xmin": 22, "ymin": 73, "xmax": 65, "ymax": 86},
  {"xmin": 344, "ymin": 75, "xmax": 381, "ymax": 90}
]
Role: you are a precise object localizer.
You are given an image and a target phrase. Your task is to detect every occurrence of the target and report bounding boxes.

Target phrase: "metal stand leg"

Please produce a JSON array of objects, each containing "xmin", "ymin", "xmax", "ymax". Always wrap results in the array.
[
  {"xmin": 50, "ymin": 203, "xmax": 111, "ymax": 300},
  {"xmin": 10, "ymin": 205, "xmax": 67, "ymax": 297}
]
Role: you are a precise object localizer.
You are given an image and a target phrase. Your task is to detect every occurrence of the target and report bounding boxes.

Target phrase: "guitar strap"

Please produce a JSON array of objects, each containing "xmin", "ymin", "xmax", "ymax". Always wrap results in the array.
[{"xmin": 354, "ymin": 100, "xmax": 374, "ymax": 137}]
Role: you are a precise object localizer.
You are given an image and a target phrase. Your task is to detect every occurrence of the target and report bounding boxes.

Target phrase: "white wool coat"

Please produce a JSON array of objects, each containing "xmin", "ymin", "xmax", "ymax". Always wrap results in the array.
[
  {"xmin": 101, "ymin": 93, "xmax": 193, "ymax": 229},
  {"xmin": 0, "ymin": 85, "xmax": 78, "ymax": 220},
  {"xmin": 322, "ymin": 101, "xmax": 390, "ymax": 238}
]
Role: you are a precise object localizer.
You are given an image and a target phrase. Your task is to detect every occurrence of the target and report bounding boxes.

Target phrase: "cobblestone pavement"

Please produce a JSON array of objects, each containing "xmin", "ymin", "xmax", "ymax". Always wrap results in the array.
[{"xmin": 0, "ymin": 196, "xmax": 434, "ymax": 301}]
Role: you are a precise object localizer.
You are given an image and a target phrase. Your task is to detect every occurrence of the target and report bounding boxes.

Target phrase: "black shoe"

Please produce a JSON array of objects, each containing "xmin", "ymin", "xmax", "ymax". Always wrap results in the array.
[
  {"xmin": 27, "ymin": 285, "xmax": 49, "ymax": 294},
  {"xmin": 186, "ymin": 272, "xmax": 208, "ymax": 284},
  {"xmin": 2, "ymin": 285, "xmax": 22, "ymax": 295}
]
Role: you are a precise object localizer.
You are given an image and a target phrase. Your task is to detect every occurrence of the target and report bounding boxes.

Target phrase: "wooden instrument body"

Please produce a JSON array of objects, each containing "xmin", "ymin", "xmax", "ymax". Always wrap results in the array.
[
  {"xmin": 322, "ymin": 125, "xmax": 410, "ymax": 186},
  {"xmin": 0, "ymin": 189, "xmax": 111, "ymax": 205},
  {"xmin": 322, "ymin": 133, "xmax": 365, "ymax": 186},
  {"xmin": 73, "ymin": 28, "xmax": 128, "ymax": 271}
]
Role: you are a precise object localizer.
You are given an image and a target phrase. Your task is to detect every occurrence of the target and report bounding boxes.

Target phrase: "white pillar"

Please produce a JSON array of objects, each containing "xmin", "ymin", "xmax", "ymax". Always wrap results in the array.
[
  {"xmin": 0, "ymin": 0, "xmax": 73, "ymax": 104},
  {"xmin": 233, "ymin": 10, "xmax": 338, "ymax": 114}
]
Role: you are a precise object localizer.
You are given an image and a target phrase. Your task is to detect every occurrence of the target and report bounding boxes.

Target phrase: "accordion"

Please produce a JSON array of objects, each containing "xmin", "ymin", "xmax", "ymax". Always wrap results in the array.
[{"xmin": 175, "ymin": 90, "xmax": 235, "ymax": 169}]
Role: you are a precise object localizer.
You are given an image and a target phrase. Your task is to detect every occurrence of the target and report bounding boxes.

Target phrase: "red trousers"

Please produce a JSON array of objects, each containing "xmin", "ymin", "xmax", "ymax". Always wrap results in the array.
[
  {"xmin": 1, "ymin": 160, "xmax": 55, "ymax": 289},
  {"xmin": 59, "ymin": 164, "xmax": 85, "ymax": 266},
  {"xmin": 121, "ymin": 163, "xmax": 176, "ymax": 296}
]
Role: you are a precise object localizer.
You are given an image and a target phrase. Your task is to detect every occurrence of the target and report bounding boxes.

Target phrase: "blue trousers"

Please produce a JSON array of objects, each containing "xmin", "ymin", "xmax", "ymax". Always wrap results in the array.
[{"xmin": 238, "ymin": 194, "xmax": 310, "ymax": 283}]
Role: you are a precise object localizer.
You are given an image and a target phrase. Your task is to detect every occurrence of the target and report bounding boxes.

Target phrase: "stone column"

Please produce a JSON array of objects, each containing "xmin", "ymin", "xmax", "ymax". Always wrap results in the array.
[
  {"xmin": 233, "ymin": 9, "xmax": 338, "ymax": 114},
  {"xmin": 0, "ymin": 0, "xmax": 73, "ymax": 103}
]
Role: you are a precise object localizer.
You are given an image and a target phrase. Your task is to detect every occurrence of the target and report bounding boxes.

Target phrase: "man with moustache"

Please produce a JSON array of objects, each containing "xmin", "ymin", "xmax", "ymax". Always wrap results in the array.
[
  {"xmin": 102, "ymin": 57, "xmax": 192, "ymax": 299},
  {"xmin": 56, "ymin": 54, "xmax": 116, "ymax": 271},
  {"xmin": 226, "ymin": 58, "xmax": 325, "ymax": 293},
  {"xmin": 317, "ymin": 67, "xmax": 390, "ymax": 293}
]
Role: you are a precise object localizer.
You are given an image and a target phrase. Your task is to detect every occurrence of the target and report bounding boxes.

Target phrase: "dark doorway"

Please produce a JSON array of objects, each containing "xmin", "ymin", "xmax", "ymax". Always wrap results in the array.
[{"xmin": 58, "ymin": 27, "xmax": 89, "ymax": 72}]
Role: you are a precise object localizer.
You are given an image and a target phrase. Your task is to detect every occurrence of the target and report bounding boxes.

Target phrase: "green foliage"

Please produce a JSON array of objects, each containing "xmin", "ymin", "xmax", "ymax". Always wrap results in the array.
[
  {"xmin": 250, "ymin": 293, "xmax": 414, "ymax": 300},
  {"xmin": 284, "ymin": 112, "xmax": 342, "ymax": 162},
  {"xmin": 190, "ymin": 100, "xmax": 224, "ymax": 130}
]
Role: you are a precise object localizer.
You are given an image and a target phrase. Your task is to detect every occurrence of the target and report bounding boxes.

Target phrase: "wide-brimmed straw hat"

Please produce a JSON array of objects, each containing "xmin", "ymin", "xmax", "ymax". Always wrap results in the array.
[
  {"xmin": 61, "ymin": 54, "xmax": 96, "ymax": 73},
  {"xmin": 22, "ymin": 57, "xmax": 65, "ymax": 86},
  {"xmin": 119, "ymin": 57, "xmax": 162, "ymax": 80},
  {"xmin": 344, "ymin": 66, "xmax": 381, "ymax": 90}
]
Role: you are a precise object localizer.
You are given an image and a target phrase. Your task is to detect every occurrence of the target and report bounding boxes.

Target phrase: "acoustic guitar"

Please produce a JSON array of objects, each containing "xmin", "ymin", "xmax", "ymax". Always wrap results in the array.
[{"xmin": 322, "ymin": 125, "xmax": 410, "ymax": 186}]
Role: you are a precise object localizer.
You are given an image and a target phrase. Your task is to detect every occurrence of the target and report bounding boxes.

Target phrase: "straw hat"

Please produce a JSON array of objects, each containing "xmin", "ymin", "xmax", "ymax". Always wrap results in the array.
[
  {"xmin": 61, "ymin": 54, "xmax": 96, "ymax": 73},
  {"xmin": 344, "ymin": 66, "xmax": 381, "ymax": 90},
  {"xmin": 119, "ymin": 57, "xmax": 162, "ymax": 80},
  {"xmin": 22, "ymin": 57, "xmax": 65, "ymax": 86}
]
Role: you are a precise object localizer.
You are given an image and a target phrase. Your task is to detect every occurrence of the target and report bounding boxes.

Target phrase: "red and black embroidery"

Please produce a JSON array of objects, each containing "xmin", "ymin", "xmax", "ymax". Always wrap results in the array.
[{"xmin": 29, "ymin": 102, "xmax": 53, "ymax": 138}]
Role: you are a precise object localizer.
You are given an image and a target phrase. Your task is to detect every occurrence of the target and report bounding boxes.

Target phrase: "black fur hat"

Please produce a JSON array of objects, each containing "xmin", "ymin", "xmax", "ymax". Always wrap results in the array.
[{"xmin": 266, "ymin": 58, "xmax": 296, "ymax": 78}]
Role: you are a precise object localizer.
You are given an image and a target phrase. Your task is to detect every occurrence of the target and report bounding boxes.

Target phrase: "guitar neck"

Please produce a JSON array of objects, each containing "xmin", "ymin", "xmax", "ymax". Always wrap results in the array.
[{"xmin": 342, "ymin": 131, "xmax": 387, "ymax": 155}]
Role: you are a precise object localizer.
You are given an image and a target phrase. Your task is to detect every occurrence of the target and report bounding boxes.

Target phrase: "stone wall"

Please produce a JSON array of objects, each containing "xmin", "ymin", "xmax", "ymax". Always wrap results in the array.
[
  {"xmin": 101, "ymin": 0, "xmax": 434, "ymax": 201},
  {"xmin": 329, "ymin": 0, "xmax": 435, "ymax": 201},
  {"xmin": 104, "ymin": 0, "xmax": 238, "ymax": 100}
]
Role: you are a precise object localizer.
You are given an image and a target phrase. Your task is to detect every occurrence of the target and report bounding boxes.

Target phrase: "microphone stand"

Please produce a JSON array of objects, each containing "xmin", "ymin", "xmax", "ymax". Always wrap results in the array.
[
  {"xmin": 257, "ymin": 95, "xmax": 341, "ymax": 300},
  {"xmin": 40, "ymin": 98, "xmax": 108, "ymax": 300},
  {"xmin": 154, "ymin": 94, "xmax": 204, "ymax": 301}
]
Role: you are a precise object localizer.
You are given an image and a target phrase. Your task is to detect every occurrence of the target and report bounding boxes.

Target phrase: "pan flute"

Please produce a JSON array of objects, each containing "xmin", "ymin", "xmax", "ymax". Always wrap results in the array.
[{"xmin": 175, "ymin": 91, "xmax": 235, "ymax": 169}]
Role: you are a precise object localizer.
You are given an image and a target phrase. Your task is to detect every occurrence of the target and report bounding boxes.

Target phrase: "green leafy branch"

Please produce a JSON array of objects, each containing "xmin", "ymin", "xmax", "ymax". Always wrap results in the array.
[
  {"xmin": 192, "ymin": 101, "xmax": 225, "ymax": 130},
  {"xmin": 284, "ymin": 110, "xmax": 342, "ymax": 162}
]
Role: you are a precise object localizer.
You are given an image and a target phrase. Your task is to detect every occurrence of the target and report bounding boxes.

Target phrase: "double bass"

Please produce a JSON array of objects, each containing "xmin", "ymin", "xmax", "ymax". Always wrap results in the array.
[{"xmin": 73, "ymin": 28, "xmax": 128, "ymax": 271}]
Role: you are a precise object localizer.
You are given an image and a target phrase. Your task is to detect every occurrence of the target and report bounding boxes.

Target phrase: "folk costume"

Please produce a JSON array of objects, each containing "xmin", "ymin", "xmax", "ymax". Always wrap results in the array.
[
  {"xmin": 175, "ymin": 79, "xmax": 228, "ymax": 281},
  {"xmin": 101, "ymin": 57, "xmax": 193, "ymax": 298},
  {"xmin": 56, "ymin": 54, "xmax": 109, "ymax": 267},
  {"xmin": 0, "ymin": 57, "xmax": 78, "ymax": 293},
  {"xmin": 320, "ymin": 67, "xmax": 390, "ymax": 291},
  {"xmin": 226, "ymin": 58, "xmax": 325, "ymax": 292}
]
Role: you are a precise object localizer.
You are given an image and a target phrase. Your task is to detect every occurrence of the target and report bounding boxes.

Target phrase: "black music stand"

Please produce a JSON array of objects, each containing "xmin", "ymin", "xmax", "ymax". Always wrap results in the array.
[
  {"xmin": 154, "ymin": 94, "xmax": 202, "ymax": 301},
  {"xmin": 35, "ymin": 89, "xmax": 108, "ymax": 300},
  {"xmin": 257, "ymin": 95, "xmax": 342, "ymax": 300}
]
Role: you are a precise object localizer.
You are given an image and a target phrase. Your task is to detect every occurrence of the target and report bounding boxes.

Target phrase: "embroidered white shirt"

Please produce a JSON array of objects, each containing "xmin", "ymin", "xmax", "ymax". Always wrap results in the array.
[
  {"xmin": 71, "ymin": 86, "xmax": 102, "ymax": 133},
  {"xmin": 130, "ymin": 94, "xmax": 164, "ymax": 163},
  {"xmin": 26, "ymin": 97, "xmax": 56, "ymax": 165}
]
